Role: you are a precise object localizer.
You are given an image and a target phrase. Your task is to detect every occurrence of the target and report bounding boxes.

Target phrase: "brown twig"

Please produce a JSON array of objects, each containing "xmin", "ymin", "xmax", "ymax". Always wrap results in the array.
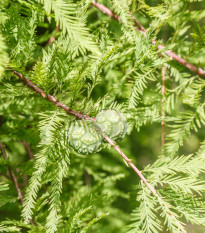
[
  {"xmin": 22, "ymin": 141, "xmax": 33, "ymax": 188},
  {"xmin": 9, "ymin": 69, "xmax": 92, "ymax": 120},
  {"xmin": 11, "ymin": 69, "xmax": 186, "ymax": 233},
  {"xmin": 152, "ymin": 42, "xmax": 205, "ymax": 78},
  {"xmin": 92, "ymin": 2, "xmax": 205, "ymax": 79},
  {"xmin": 92, "ymin": 1, "xmax": 120, "ymax": 21},
  {"xmin": 130, "ymin": 13, "xmax": 147, "ymax": 37},
  {"xmin": 0, "ymin": 141, "xmax": 35, "ymax": 225},
  {"xmin": 46, "ymin": 25, "xmax": 60, "ymax": 46},
  {"xmin": 0, "ymin": 142, "xmax": 24, "ymax": 204},
  {"xmin": 0, "ymin": 172, "xmax": 13, "ymax": 181},
  {"xmin": 84, "ymin": 170, "xmax": 91, "ymax": 186},
  {"xmin": 104, "ymin": 136, "xmax": 186, "ymax": 233},
  {"xmin": 22, "ymin": 141, "xmax": 34, "ymax": 160},
  {"xmin": 161, "ymin": 66, "xmax": 166, "ymax": 151}
]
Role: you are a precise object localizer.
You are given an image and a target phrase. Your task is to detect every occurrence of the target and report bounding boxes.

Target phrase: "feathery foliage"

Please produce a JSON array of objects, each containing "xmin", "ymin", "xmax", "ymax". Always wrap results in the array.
[
  {"xmin": 0, "ymin": 33, "xmax": 8, "ymax": 78},
  {"xmin": 0, "ymin": 0, "xmax": 205, "ymax": 232},
  {"xmin": 37, "ymin": 0, "xmax": 100, "ymax": 55}
]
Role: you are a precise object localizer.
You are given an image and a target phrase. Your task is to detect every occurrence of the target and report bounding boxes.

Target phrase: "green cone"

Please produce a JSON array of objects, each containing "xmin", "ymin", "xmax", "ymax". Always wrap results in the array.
[
  {"xmin": 68, "ymin": 120, "xmax": 103, "ymax": 155},
  {"xmin": 95, "ymin": 110, "xmax": 128, "ymax": 141}
]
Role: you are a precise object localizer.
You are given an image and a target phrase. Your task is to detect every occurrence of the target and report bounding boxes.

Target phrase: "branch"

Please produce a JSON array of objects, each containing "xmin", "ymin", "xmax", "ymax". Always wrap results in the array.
[
  {"xmin": 161, "ymin": 66, "xmax": 166, "ymax": 151},
  {"xmin": 153, "ymin": 42, "xmax": 205, "ymax": 78},
  {"xmin": 84, "ymin": 170, "xmax": 91, "ymax": 186},
  {"xmin": 104, "ymin": 136, "xmax": 186, "ymax": 233},
  {"xmin": 0, "ymin": 141, "xmax": 35, "ymax": 225},
  {"xmin": 46, "ymin": 25, "xmax": 60, "ymax": 46},
  {"xmin": 11, "ymin": 69, "xmax": 187, "ymax": 233},
  {"xmin": 0, "ymin": 172, "xmax": 12, "ymax": 181},
  {"xmin": 92, "ymin": 1, "xmax": 120, "ymax": 21},
  {"xmin": 9, "ymin": 69, "xmax": 92, "ymax": 120},
  {"xmin": 0, "ymin": 142, "xmax": 24, "ymax": 204},
  {"xmin": 92, "ymin": 1, "xmax": 205, "ymax": 79},
  {"xmin": 22, "ymin": 141, "xmax": 34, "ymax": 160}
]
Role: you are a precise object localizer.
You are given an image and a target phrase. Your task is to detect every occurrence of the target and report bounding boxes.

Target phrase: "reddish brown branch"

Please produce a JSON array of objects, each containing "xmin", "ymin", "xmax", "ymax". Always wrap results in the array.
[
  {"xmin": 22, "ymin": 141, "xmax": 34, "ymax": 160},
  {"xmin": 104, "ymin": 135, "xmax": 157, "ymax": 195},
  {"xmin": 0, "ymin": 141, "xmax": 35, "ymax": 225},
  {"xmin": 0, "ymin": 172, "xmax": 13, "ymax": 181},
  {"xmin": 84, "ymin": 170, "xmax": 91, "ymax": 186},
  {"xmin": 92, "ymin": 2, "xmax": 205, "ymax": 79},
  {"xmin": 10, "ymin": 69, "xmax": 186, "ymax": 232},
  {"xmin": 130, "ymin": 14, "xmax": 147, "ymax": 36},
  {"xmin": 10, "ymin": 69, "xmax": 92, "ymax": 120},
  {"xmin": 153, "ymin": 42, "xmax": 205, "ymax": 78},
  {"xmin": 161, "ymin": 66, "xmax": 166, "ymax": 150},
  {"xmin": 92, "ymin": 1, "xmax": 120, "ymax": 21},
  {"xmin": 104, "ymin": 135, "xmax": 186, "ymax": 233},
  {"xmin": 46, "ymin": 25, "xmax": 60, "ymax": 46},
  {"xmin": 0, "ymin": 142, "xmax": 24, "ymax": 204}
]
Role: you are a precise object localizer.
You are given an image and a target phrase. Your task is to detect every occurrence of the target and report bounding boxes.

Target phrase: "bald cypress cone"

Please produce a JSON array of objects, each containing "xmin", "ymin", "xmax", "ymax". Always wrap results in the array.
[
  {"xmin": 95, "ymin": 110, "xmax": 128, "ymax": 141},
  {"xmin": 68, "ymin": 120, "xmax": 103, "ymax": 155}
]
